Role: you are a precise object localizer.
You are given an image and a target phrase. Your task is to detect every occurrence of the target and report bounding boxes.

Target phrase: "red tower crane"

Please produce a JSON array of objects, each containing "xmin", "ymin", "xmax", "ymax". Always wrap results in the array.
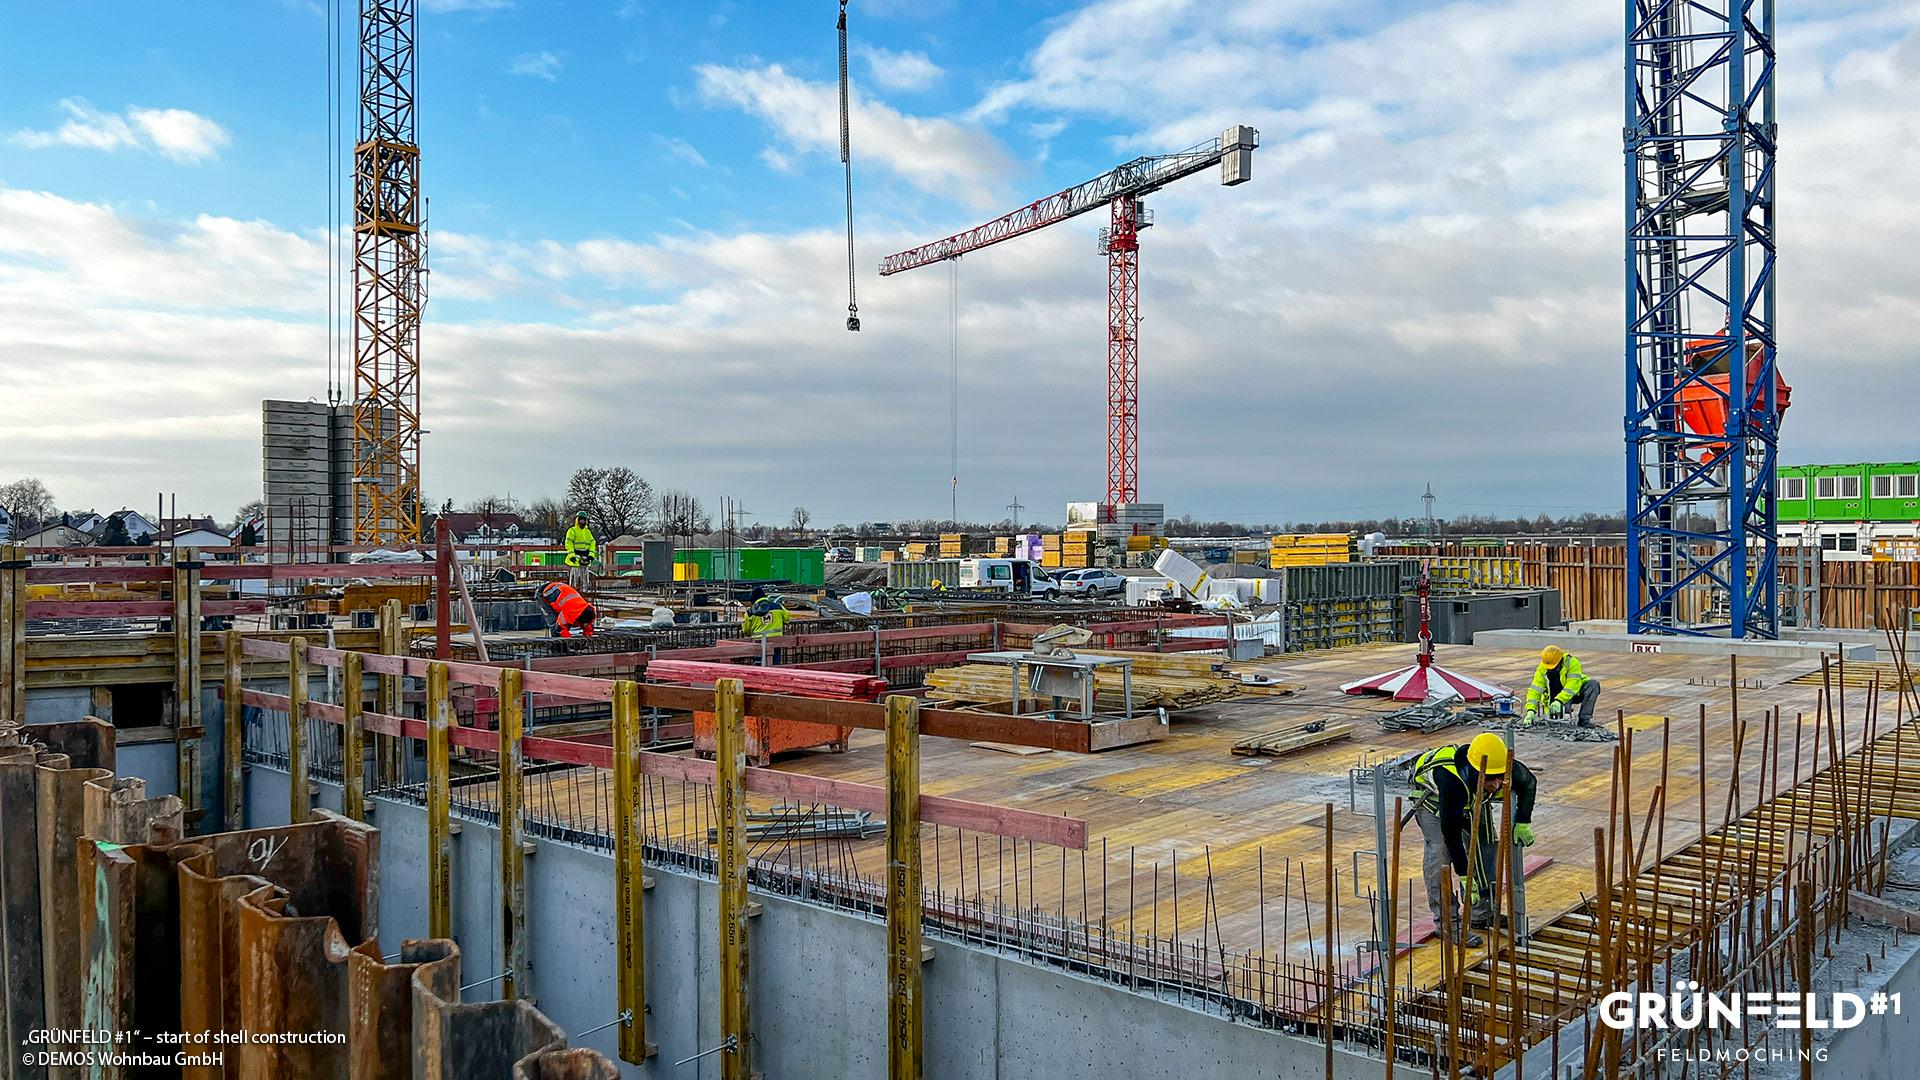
[{"xmin": 879, "ymin": 126, "xmax": 1258, "ymax": 504}]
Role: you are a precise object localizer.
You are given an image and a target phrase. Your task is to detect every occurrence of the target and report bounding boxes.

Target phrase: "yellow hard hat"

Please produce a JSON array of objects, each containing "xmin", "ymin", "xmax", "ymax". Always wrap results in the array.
[
  {"xmin": 929, "ymin": 579, "xmax": 942, "ymax": 589},
  {"xmin": 1540, "ymin": 645, "xmax": 1565, "ymax": 666},
  {"xmin": 1468, "ymin": 732, "xmax": 1510, "ymax": 777}
]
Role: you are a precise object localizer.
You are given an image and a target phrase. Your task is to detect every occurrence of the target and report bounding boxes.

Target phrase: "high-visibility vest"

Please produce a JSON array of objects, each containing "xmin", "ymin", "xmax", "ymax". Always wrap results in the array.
[
  {"xmin": 1526, "ymin": 653, "xmax": 1588, "ymax": 710},
  {"xmin": 1411, "ymin": 743, "xmax": 1505, "ymax": 815},
  {"xmin": 564, "ymin": 524, "xmax": 597, "ymax": 567},
  {"xmin": 540, "ymin": 582, "xmax": 592, "ymax": 627}
]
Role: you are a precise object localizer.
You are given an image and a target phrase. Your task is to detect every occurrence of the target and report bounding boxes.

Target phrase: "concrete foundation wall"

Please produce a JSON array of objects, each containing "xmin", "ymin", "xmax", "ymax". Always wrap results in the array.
[
  {"xmin": 243, "ymin": 763, "xmax": 1382, "ymax": 1080},
  {"xmin": 26, "ymin": 682, "xmax": 232, "ymax": 819}
]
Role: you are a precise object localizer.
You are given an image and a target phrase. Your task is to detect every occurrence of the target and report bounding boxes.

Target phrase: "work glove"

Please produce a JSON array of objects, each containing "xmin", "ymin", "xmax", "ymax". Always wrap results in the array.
[
  {"xmin": 1548, "ymin": 701, "xmax": 1565, "ymax": 720},
  {"xmin": 1514, "ymin": 824, "xmax": 1536, "ymax": 847},
  {"xmin": 1523, "ymin": 709, "xmax": 1537, "ymax": 726}
]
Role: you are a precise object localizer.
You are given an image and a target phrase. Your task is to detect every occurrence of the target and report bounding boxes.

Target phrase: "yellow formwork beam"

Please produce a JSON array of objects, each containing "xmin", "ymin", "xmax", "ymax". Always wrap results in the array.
[
  {"xmin": 342, "ymin": 649, "xmax": 366, "ymax": 821},
  {"xmin": 289, "ymin": 636, "xmax": 310, "ymax": 824},
  {"xmin": 611, "ymin": 679, "xmax": 656, "ymax": 1061},
  {"xmin": 499, "ymin": 667, "xmax": 527, "ymax": 1001},
  {"xmin": 224, "ymin": 629, "xmax": 244, "ymax": 829},
  {"xmin": 885, "ymin": 694, "xmax": 923, "ymax": 1080},
  {"xmin": 714, "ymin": 677, "xmax": 753, "ymax": 1080},
  {"xmin": 427, "ymin": 659, "xmax": 452, "ymax": 939}
]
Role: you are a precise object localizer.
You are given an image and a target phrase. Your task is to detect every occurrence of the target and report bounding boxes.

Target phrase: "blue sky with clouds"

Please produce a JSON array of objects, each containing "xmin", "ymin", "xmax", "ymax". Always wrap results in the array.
[{"xmin": 2, "ymin": 1, "xmax": 1916, "ymax": 527}]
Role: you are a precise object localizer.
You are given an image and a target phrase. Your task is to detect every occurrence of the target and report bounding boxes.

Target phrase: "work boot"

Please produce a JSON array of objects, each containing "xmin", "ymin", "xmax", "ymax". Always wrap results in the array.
[
  {"xmin": 1470, "ymin": 913, "xmax": 1511, "ymax": 931},
  {"xmin": 1447, "ymin": 928, "xmax": 1485, "ymax": 949}
]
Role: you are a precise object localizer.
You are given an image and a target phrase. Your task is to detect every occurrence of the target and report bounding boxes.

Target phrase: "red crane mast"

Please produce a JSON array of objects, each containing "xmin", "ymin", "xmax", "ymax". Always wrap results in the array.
[{"xmin": 880, "ymin": 126, "xmax": 1257, "ymax": 503}]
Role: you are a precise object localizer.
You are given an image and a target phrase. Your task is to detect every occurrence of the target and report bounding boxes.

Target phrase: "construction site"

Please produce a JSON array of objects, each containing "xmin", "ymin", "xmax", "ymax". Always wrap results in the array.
[{"xmin": 5, "ymin": 2, "xmax": 1920, "ymax": 1079}]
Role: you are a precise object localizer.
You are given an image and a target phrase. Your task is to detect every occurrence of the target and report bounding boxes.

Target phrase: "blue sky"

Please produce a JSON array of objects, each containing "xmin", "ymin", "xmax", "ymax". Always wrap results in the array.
[{"xmin": 2, "ymin": 0, "xmax": 1917, "ymax": 528}]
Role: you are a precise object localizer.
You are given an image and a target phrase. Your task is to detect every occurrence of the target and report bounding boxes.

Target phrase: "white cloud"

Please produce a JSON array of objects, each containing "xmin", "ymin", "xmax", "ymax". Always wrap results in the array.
[
  {"xmin": 507, "ymin": 51, "xmax": 565, "ymax": 81},
  {"xmin": 10, "ymin": 99, "xmax": 230, "ymax": 162},
  {"xmin": 654, "ymin": 134, "xmax": 708, "ymax": 168},
  {"xmin": 3, "ymin": 2, "xmax": 1918, "ymax": 527},
  {"xmin": 695, "ymin": 62, "xmax": 1014, "ymax": 208},
  {"xmin": 857, "ymin": 45, "xmax": 944, "ymax": 91}
]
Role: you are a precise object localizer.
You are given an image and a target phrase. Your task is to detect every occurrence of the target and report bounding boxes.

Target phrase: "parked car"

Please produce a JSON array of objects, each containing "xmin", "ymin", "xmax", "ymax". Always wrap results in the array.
[
  {"xmin": 825, "ymin": 547, "xmax": 855, "ymax": 562},
  {"xmin": 1056, "ymin": 567, "xmax": 1126, "ymax": 597}
]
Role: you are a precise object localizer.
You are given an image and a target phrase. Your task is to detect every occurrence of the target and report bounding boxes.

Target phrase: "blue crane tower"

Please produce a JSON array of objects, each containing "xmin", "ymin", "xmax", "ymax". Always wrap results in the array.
[{"xmin": 1625, "ymin": 0, "xmax": 1782, "ymax": 637}]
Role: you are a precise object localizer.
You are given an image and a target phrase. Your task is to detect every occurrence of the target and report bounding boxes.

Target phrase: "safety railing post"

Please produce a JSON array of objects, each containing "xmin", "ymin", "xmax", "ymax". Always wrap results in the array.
[
  {"xmin": 611, "ymin": 679, "xmax": 655, "ymax": 1060},
  {"xmin": 172, "ymin": 548, "xmax": 205, "ymax": 826},
  {"xmin": 499, "ymin": 667, "xmax": 527, "ymax": 1000},
  {"xmin": 427, "ymin": 659, "xmax": 452, "ymax": 939},
  {"xmin": 885, "ymin": 693, "xmax": 923, "ymax": 1080},
  {"xmin": 224, "ymin": 628, "xmax": 245, "ymax": 829},
  {"xmin": 289, "ymin": 636, "xmax": 310, "ymax": 823},
  {"xmin": 342, "ymin": 650, "xmax": 366, "ymax": 821},
  {"xmin": 714, "ymin": 677, "xmax": 752, "ymax": 1080}
]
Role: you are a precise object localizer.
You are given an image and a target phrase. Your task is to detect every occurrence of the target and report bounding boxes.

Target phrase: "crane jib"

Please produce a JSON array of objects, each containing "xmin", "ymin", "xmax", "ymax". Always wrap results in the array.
[{"xmin": 877, "ymin": 126, "xmax": 1258, "ymax": 276}]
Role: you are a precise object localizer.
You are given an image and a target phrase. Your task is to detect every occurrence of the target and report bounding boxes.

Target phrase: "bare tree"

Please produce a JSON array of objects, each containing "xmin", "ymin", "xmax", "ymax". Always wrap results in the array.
[
  {"xmin": 523, "ymin": 497, "xmax": 565, "ymax": 539},
  {"xmin": 462, "ymin": 494, "xmax": 518, "ymax": 517},
  {"xmin": 228, "ymin": 499, "xmax": 265, "ymax": 533},
  {"xmin": 788, "ymin": 506, "xmax": 812, "ymax": 533},
  {"xmin": 600, "ymin": 467, "xmax": 654, "ymax": 538},
  {"xmin": 0, "ymin": 478, "xmax": 57, "ymax": 532}
]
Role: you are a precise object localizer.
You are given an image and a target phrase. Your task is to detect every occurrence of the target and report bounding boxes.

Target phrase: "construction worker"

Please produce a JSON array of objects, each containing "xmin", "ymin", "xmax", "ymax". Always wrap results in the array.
[
  {"xmin": 564, "ymin": 511, "xmax": 597, "ymax": 591},
  {"xmin": 743, "ymin": 594, "xmax": 789, "ymax": 664},
  {"xmin": 1410, "ymin": 732, "xmax": 1537, "ymax": 948},
  {"xmin": 928, "ymin": 578, "xmax": 946, "ymax": 592},
  {"xmin": 1524, "ymin": 645, "xmax": 1599, "ymax": 727},
  {"xmin": 535, "ymin": 581, "xmax": 597, "ymax": 638}
]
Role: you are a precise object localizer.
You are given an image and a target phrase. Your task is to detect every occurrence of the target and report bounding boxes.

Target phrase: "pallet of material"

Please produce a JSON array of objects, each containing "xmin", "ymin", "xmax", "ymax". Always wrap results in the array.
[
  {"xmin": 1231, "ymin": 720, "xmax": 1353, "ymax": 757},
  {"xmin": 925, "ymin": 659, "xmax": 1251, "ymax": 712}
]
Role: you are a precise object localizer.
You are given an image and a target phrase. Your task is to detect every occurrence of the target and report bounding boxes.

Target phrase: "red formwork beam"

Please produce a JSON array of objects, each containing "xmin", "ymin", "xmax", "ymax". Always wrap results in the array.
[
  {"xmin": 23, "ymin": 562, "xmax": 437, "ymax": 584},
  {"xmin": 252, "ymin": 639, "xmax": 1092, "ymax": 751},
  {"xmin": 239, "ymin": 685, "xmax": 1087, "ymax": 848},
  {"xmin": 24, "ymin": 599, "xmax": 268, "ymax": 618}
]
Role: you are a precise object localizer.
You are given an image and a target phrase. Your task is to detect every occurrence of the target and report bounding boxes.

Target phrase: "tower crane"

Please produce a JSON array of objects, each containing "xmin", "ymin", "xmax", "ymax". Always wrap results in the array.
[{"xmin": 879, "ymin": 126, "xmax": 1257, "ymax": 505}]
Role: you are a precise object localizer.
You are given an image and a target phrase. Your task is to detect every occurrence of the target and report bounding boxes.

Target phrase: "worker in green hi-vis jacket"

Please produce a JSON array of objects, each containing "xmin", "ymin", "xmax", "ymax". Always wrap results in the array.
[
  {"xmin": 564, "ymin": 511, "xmax": 597, "ymax": 591},
  {"xmin": 1524, "ymin": 645, "xmax": 1600, "ymax": 727}
]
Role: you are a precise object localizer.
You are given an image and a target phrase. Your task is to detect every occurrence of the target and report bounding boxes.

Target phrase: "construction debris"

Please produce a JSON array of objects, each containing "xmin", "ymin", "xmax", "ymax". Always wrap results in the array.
[{"xmin": 1231, "ymin": 719, "xmax": 1353, "ymax": 758}]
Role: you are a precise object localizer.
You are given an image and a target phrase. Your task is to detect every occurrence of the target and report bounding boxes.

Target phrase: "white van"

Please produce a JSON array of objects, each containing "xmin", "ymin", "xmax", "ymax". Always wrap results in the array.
[{"xmin": 958, "ymin": 558, "xmax": 1057, "ymax": 597}]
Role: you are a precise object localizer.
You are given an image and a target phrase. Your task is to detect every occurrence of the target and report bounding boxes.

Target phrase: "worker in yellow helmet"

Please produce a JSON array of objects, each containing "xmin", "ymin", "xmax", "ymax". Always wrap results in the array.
[
  {"xmin": 1409, "ymin": 731, "xmax": 1537, "ymax": 948},
  {"xmin": 1524, "ymin": 645, "xmax": 1599, "ymax": 727}
]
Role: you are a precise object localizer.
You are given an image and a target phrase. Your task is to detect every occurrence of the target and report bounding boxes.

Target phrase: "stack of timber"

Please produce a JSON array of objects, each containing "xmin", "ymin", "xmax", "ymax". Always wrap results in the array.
[
  {"xmin": 1230, "ymin": 718, "xmax": 1354, "ymax": 757},
  {"xmin": 645, "ymin": 658, "xmax": 889, "ymax": 700},
  {"xmin": 1268, "ymin": 533, "xmax": 1353, "ymax": 568},
  {"xmin": 925, "ymin": 648, "xmax": 1298, "ymax": 713}
]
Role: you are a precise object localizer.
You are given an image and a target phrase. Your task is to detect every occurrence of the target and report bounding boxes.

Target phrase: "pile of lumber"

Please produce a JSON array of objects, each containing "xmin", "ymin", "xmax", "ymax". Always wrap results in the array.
[
  {"xmin": 644, "ymin": 659, "xmax": 890, "ymax": 701},
  {"xmin": 925, "ymin": 648, "xmax": 1296, "ymax": 713},
  {"xmin": 1231, "ymin": 719, "xmax": 1354, "ymax": 758}
]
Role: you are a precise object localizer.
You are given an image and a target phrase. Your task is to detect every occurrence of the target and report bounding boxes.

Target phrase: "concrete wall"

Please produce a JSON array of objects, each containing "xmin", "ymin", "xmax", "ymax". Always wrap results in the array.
[
  {"xmin": 26, "ymin": 681, "xmax": 232, "ymax": 825},
  {"xmin": 243, "ymin": 764, "xmax": 1384, "ymax": 1080}
]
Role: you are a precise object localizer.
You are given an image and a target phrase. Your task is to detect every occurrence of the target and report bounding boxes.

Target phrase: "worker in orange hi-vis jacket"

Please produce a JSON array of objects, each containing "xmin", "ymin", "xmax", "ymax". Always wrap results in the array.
[{"xmin": 535, "ymin": 581, "xmax": 597, "ymax": 638}]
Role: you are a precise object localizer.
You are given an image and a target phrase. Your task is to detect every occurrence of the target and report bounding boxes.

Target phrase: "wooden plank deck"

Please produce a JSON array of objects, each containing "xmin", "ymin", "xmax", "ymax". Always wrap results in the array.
[{"xmin": 500, "ymin": 641, "xmax": 1872, "ymax": 1005}]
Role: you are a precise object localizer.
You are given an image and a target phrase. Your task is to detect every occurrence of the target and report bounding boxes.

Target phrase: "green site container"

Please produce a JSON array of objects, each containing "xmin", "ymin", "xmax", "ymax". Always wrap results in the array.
[
  {"xmin": 1805, "ymin": 464, "xmax": 1869, "ymax": 522},
  {"xmin": 1775, "ymin": 465, "xmax": 1811, "ymax": 523},
  {"xmin": 738, "ymin": 547, "xmax": 825, "ymax": 586},
  {"xmin": 1865, "ymin": 461, "xmax": 1920, "ymax": 522},
  {"xmin": 523, "ymin": 551, "xmax": 567, "ymax": 567}
]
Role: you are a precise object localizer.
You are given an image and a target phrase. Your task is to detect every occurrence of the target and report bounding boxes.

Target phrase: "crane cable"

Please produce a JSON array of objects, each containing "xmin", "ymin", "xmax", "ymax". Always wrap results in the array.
[{"xmin": 838, "ymin": 0, "xmax": 860, "ymax": 331}]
